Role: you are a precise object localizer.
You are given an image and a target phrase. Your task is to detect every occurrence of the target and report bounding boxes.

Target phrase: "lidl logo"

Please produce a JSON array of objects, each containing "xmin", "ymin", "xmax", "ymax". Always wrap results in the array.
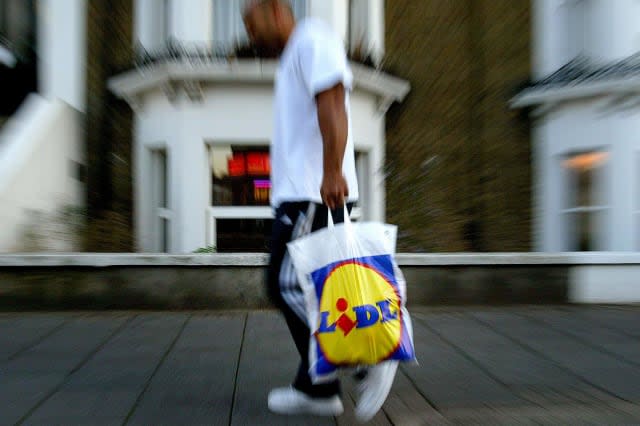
[{"xmin": 311, "ymin": 256, "xmax": 406, "ymax": 366}]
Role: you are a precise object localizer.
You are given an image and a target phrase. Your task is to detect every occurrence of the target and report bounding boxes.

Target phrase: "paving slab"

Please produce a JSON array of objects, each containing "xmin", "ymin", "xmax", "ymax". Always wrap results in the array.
[
  {"xmin": 22, "ymin": 314, "xmax": 187, "ymax": 426},
  {"xmin": 470, "ymin": 310, "xmax": 640, "ymax": 402},
  {"xmin": 126, "ymin": 314, "xmax": 246, "ymax": 426},
  {"xmin": 0, "ymin": 314, "xmax": 74, "ymax": 361},
  {"xmin": 1, "ymin": 307, "xmax": 639, "ymax": 425},
  {"xmin": 230, "ymin": 311, "xmax": 335, "ymax": 426},
  {"xmin": 402, "ymin": 312, "xmax": 527, "ymax": 410},
  {"xmin": 1, "ymin": 314, "xmax": 131, "ymax": 426}
]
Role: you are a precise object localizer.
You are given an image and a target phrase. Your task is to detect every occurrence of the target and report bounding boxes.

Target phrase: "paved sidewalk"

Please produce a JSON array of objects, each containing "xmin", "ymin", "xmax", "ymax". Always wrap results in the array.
[{"xmin": 1, "ymin": 306, "xmax": 640, "ymax": 425}]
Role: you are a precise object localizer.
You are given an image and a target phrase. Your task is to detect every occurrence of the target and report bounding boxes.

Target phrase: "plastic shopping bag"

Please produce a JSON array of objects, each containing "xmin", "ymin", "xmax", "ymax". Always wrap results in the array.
[{"xmin": 287, "ymin": 206, "xmax": 416, "ymax": 384}]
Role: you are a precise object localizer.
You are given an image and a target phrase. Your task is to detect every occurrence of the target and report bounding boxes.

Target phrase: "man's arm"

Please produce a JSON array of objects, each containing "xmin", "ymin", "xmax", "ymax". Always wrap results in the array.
[{"xmin": 317, "ymin": 83, "xmax": 349, "ymax": 210}]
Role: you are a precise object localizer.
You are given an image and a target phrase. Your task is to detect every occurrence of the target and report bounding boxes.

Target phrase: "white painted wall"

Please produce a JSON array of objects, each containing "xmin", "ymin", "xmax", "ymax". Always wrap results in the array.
[
  {"xmin": 532, "ymin": 0, "xmax": 567, "ymax": 78},
  {"xmin": 37, "ymin": 0, "xmax": 87, "ymax": 112},
  {"xmin": 134, "ymin": 84, "xmax": 385, "ymax": 253},
  {"xmin": 0, "ymin": 95, "xmax": 84, "ymax": 252},
  {"xmin": 609, "ymin": 0, "xmax": 640, "ymax": 60},
  {"xmin": 168, "ymin": 0, "xmax": 213, "ymax": 44},
  {"xmin": 309, "ymin": 0, "xmax": 348, "ymax": 42},
  {"xmin": 569, "ymin": 265, "xmax": 640, "ymax": 303},
  {"xmin": 534, "ymin": 99, "xmax": 640, "ymax": 252},
  {"xmin": 533, "ymin": 0, "xmax": 640, "ymax": 76}
]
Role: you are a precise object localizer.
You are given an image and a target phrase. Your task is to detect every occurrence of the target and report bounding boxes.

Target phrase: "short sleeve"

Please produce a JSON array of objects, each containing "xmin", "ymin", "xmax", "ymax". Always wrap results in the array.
[{"xmin": 298, "ymin": 30, "xmax": 353, "ymax": 97}]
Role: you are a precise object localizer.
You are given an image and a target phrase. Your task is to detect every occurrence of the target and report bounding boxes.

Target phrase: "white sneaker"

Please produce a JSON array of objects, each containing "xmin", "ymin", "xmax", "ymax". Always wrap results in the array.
[
  {"xmin": 268, "ymin": 386, "xmax": 344, "ymax": 417},
  {"xmin": 354, "ymin": 311, "xmax": 414, "ymax": 422},
  {"xmin": 354, "ymin": 360, "xmax": 398, "ymax": 422}
]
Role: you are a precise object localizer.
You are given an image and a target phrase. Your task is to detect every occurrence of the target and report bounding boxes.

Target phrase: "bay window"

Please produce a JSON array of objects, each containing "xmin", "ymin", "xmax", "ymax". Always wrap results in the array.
[{"xmin": 561, "ymin": 150, "xmax": 609, "ymax": 251}]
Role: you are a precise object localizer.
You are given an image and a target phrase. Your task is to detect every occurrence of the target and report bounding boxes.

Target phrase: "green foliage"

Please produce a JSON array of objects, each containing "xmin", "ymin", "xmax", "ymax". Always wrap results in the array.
[{"xmin": 193, "ymin": 245, "xmax": 217, "ymax": 254}]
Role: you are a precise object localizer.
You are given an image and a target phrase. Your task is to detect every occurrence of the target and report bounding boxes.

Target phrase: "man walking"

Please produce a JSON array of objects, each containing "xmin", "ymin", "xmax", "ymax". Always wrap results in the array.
[{"xmin": 243, "ymin": 0, "xmax": 397, "ymax": 421}]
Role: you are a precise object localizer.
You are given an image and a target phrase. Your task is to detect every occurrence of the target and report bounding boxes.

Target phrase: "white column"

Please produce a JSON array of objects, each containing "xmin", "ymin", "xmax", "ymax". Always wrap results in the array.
[
  {"xmin": 610, "ymin": 116, "xmax": 635, "ymax": 251},
  {"xmin": 37, "ymin": 0, "xmax": 87, "ymax": 112},
  {"xmin": 135, "ymin": 130, "xmax": 154, "ymax": 252},
  {"xmin": 536, "ymin": 119, "xmax": 563, "ymax": 251},
  {"xmin": 367, "ymin": 0, "xmax": 384, "ymax": 65},
  {"xmin": 174, "ymin": 113, "xmax": 209, "ymax": 254},
  {"xmin": 168, "ymin": 0, "xmax": 213, "ymax": 45},
  {"xmin": 585, "ymin": 0, "xmax": 614, "ymax": 62},
  {"xmin": 532, "ymin": 0, "xmax": 569, "ymax": 79},
  {"xmin": 309, "ymin": 0, "xmax": 348, "ymax": 43}
]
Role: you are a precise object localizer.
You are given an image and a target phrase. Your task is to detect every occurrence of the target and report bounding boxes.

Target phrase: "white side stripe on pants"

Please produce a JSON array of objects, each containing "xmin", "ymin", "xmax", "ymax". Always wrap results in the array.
[{"xmin": 279, "ymin": 204, "xmax": 317, "ymax": 324}]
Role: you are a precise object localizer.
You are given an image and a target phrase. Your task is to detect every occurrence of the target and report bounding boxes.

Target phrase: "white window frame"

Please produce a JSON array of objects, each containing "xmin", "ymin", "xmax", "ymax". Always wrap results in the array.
[
  {"xmin": 206, "ymin": 206, "xmax": 363, "ymax": 248},
  {"xmin": 559, "ymin": 149, "xmax": 610, "ymax": 251},
  {"xmin": 150, "ymin": 147, "xmax": 173, "ymax": 253},
  {"xmin": 635, "ymin": 151, "xmax": 640, "ymax": 250},
  {"xmin": 205, "ymin": 140, "xmax": 362, "ymax": 248}
]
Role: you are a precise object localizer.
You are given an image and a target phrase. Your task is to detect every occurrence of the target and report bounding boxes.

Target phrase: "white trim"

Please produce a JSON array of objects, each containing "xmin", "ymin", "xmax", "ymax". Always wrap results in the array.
[
  {"xmin": 561, "ymin": 206, "xmax": 610, "ymax": 214},
  {"xmin": 108, "ymin": 60, "xmax": 410, "ymax": 108},
  {"xmin": 205, "ymin": 206, "xmax": 362, "ymax": 246},
  {"xmin": 206, "ymin": 206, "xmax": 273, "ymax": 247},
  {"xmin": 209, "ymin": 206, "xmax": 273, "ymax": 219},
  {"xmin": 5, "ymin": 252, "xmax": 640, "ymax": 267},
  {"xmin": 205, "ymin": 139, "xmax": 270, "ymax": 147},
  {"xmin": 510, "ymin": 77, "xmax": 640, "ymax": 108},
  {"xmin": 157, "ymin": 207, "xmax": 173, "ymax": 219}
]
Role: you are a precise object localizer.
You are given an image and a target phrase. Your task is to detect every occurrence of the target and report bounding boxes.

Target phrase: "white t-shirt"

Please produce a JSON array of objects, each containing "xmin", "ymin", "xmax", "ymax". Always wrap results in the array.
[{"xmin": 271, "ymin": 18, "xmax": 359, "ymax": 208}]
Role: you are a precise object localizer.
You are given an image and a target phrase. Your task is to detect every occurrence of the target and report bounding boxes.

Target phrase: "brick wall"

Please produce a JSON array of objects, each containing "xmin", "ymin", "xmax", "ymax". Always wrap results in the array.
[
  {"xmin": 385, "ymin": 0, "xmax": 532, "ymax": 252},
  {"xmin": 85, "ymin": 0, "xmax": 134, "ymax": 252}
]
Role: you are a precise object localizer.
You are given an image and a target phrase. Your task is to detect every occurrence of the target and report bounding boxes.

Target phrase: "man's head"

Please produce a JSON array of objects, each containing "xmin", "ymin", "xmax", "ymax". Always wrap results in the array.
[{"xmin": 243, "ymin": 0, "xmax": 295, "ymax": 57}]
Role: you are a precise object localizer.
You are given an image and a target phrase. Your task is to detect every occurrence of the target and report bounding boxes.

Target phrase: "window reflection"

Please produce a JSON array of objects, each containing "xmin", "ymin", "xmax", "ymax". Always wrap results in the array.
[{"xmin": 209, "ymin": 145, "xmax": 271, "ymax": 206}]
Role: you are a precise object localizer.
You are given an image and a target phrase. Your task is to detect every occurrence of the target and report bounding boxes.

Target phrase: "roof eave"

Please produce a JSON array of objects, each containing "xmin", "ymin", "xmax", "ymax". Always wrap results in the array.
[
  {"xmin": 108, "ymin": 59, "xmax": 411, "ymax": 107},
  {"xmin": 510, "ymin": 77, "xmax": 640, "ymax": 108}
]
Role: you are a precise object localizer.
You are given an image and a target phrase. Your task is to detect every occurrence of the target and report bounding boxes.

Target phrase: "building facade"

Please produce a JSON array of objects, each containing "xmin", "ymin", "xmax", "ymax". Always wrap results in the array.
[
  {"xmin": 385, "ymin": 0, "xmax": 533, "ymax": 252},
  {"xmin": 0, "ymin": 0, "xmax": 86, "ymax": 252},
  {"xmin": 512, "ymin": 0, "xmax": 640, "ymax": 251},
  {"xmin": 6, "ymin": 0, "xmax": 638, "ymax": 254},
  {"xmin": 109, "ymin": 0, "xmax": 409, "ymax": 253}
]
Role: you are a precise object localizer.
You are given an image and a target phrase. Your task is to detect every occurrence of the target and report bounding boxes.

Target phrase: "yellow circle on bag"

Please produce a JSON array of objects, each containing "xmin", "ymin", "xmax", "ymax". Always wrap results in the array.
[{"xmin": 315, "ymin": 261, "xmax": 402, "ymax": 365}]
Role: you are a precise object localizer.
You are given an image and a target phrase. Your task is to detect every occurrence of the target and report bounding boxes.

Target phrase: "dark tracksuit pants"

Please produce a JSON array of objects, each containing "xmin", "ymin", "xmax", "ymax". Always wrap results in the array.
[{"xmin": 267, "ymin": 201, "xmax": 351, "ymax": 398}]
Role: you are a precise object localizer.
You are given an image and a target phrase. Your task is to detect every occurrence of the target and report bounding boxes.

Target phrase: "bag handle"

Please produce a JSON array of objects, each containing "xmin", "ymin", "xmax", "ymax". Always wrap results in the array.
[{"xmin": 327, "ymin": 204, "xmax": 352, "ymax": 230}]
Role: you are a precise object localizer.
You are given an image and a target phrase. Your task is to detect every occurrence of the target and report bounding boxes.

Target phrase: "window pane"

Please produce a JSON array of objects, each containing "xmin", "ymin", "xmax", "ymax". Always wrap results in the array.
[
  {"xmin": 213, "ymin": 0, "xmax": 306, "ymax": 50},
  {"xmin": 291, "ymin": 0, "xmax": 307, "ymax": 19},
  {"xmin": 209, "ymin": 145, "xmax": 271, "ymax": 206},
  {"xmin": 161, "ymin": 218, "xmax": 170, "ymax": 253},
  {"xmin": 566, "ymin": 0, "xmax": 587, "ymax": 58},
  {"xmin": 153, "ymin": 150, "xmax": 168, "ymax": 208},
  {"xmin": 637, "ymin": 152, "xmax": 640, "ymax": 211},
  {"xmin": 566, "ymin": 210, "xmax": 607, "ymax": 251},
  {"xmin": 213, "ymin": 0, "xmax": 248, "ymax": 49},
  {"xmin": 636, "ymin": 214, "xmax": 640, "ymax": 251},
  {"xmin": 354, "ymin": 151, "xmax": 367, "ymax": 211},
  {"xmin": 563, "ymin": 151, "xmax": 608, "ymax": 208},
  {"xmin": 216, "ymin": 218, "xmax": 273, "ymax": 252},
  {"xmin": 349, "ymin": 0, "xmax": 369, "ymax": 51},
  {"xmin": 0, "ymin": 1, "xmax": 6, "ymax": 40}
]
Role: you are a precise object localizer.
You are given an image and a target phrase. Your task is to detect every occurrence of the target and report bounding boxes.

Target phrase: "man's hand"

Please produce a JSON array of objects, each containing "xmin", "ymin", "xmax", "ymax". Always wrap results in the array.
[
  {"xmin": 321, "ymin": 172, "xmax": 349, "ymax": 210},
  {"xmin": 316, "ymin": 83, "xmax": 349, "ymax": 210}
]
